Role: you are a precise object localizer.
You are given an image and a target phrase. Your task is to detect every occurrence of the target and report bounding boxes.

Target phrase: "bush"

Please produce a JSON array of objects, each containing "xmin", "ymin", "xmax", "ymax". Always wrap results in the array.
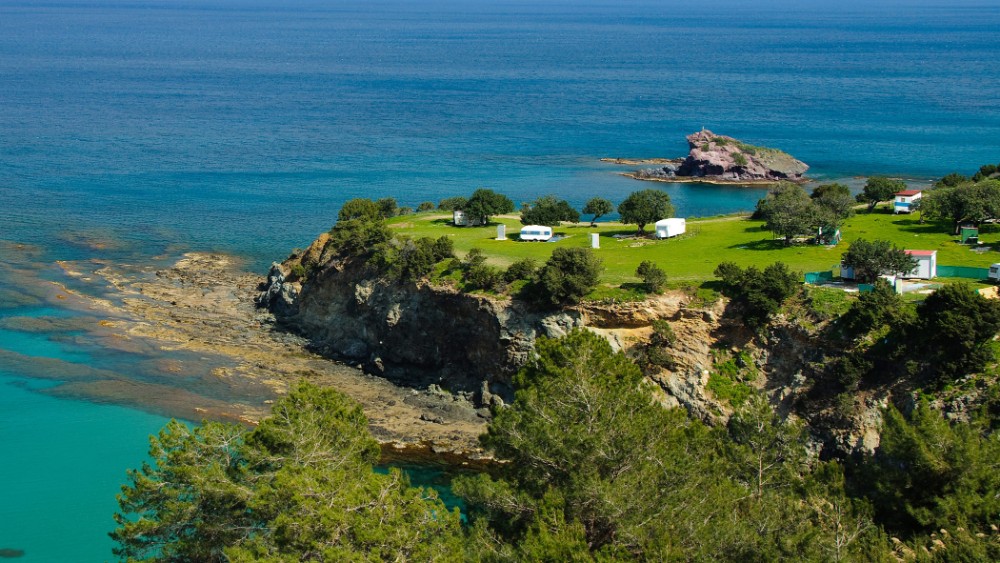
[
  {"xmin": 532, "ymin": 248, "xmax": 603, "ymax": 307},
  {"xmin": 714, "ymin": 261, "xmax": 800, "ymax": 330},
  {"xmin": 337, "ymin": 198, "xmax": 382, "ymax": 222},
  {"xmin": 328, "ymin": 218, "xmax": 392, "ymax": 257},
  {"xmin": 733, "ymin": 153, "xmax": 748, "ymax": 167},
  {"xmin": 504, "ymin": 258, "xmax": 538, "ymax": 283},
  {"xmin": 636, "ymin": 260, "xmax": 667, "ymax": 293},
  {"xmin": 417, "ymin": 201, "xmax": 436, "ymax": 212},
  {"xmin": 437, "ymin": 196, "xmax": 467, "ymax": 211},
  {"xmin": 376, "ymin": 197, "xmax": 398, "ymax": 218}
]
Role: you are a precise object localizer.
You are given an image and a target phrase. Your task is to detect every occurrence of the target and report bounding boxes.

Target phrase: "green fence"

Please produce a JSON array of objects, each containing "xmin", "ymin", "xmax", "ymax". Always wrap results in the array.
[
  {"xmin": 937, "ymin": 265, "xmax": 990, "ymax": 280},
  {"xmin": 804, "ymin": 271, "xmax": 834, "ymax": 284},
  {"xmin": 858, "ymin": 284, "xmax": 875, "ymax": 293}
]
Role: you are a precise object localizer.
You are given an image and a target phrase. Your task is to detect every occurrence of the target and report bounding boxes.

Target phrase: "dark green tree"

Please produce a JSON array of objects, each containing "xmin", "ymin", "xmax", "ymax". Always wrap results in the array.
[
  {"xmin": 112, "ymin": 383, "xmax": 463, "ymax": 562},
  {"xmin": 914, "ymin": 282, "xmax": 1000, "ymax": 380},
  {"xmin": 416, "ymin": 201, "xmax": 436, "ymax": 212},
  {"xmin": 455, "ymin": 329, "xmax": 733, "ymax": 559},
  {"xmin": 714, "ymin": 261, "xmax": 801, "ymax": 329},
  {"xmin": 328, "ymin": 217, "xmax": 392, "ymax": 257},
  {"xmin": 755, "ymin": 182, "xmax": 821, "ymax": 244},
  {"xmin": 856, "ymin": 176, "xmax": 906, "ymax": 212},
  {"xmin": 840, "ymin": 239, "xmax": 917, "ymax": 283},
  {"xmin": 972, "ymin": 163, "xmax": 999, "ymax": 182},
  {"xmin": 922, "ymin": 179, "xmax": 1000, "ymax": 233},
  {"xmin": 862, "ymin": 400, "xmax": 1000, "ymax": 554},
  {"xmin": 636, "ymin": 260, "xmax": 667, "ymax": 293},
  {"xmin": 375, "ymin": 197, "xmax": 398, "ymax": 218},
  {"xmin": 811, "ymin": 182, "xmax": 856, "ymax": 225},
  {"xmin": 520, "ymin": 195, "xmax": 580, "ymax": 226},
  {"xmin": 617, "ymin": 189, "xmax": 674, "ymax": 235},
  {"xmin": 582, "ymin": 197, "xmax": 614, "ymax": 227},
  {"xmin": 464, "ymin": 188, "xmax": 515, "ymax": 225},
  {"xmin": 934, "ymin": 172, "xmax": 969, "ymax": 188},
  {"xmin": 840, "ymin": 278, "xmax": 906, "ymax": 337},
  {"xmin": 337, "ymin": 198, "xmax": 383, "ymax": 222},
  {"xmin": 437, "ymin": 196, "xmax": 468, "ymax": 211},
  {"xmin": 532, "ymin": 247, "xmax": 603, "ymax": 306}
]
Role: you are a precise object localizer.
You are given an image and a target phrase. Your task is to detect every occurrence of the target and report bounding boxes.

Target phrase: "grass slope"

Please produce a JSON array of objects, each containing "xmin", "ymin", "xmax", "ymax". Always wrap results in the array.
[{"xmin": 387, "ymin": 207, "xmax": 1000, "ymax": 287}]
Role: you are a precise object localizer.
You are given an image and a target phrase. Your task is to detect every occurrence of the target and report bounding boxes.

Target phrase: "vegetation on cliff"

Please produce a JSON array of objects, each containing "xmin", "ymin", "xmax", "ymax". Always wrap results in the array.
[{"xmin": 116, "ymin": 329, "xmax": 1000, "ymax": 561}]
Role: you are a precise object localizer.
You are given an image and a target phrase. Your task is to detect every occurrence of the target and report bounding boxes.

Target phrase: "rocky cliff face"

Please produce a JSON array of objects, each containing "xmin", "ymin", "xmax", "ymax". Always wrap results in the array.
[
  {"xmin": 632, "ymin": 129, "xmax": 808, "ymax": 184},
  {"xmin": 258, "ymin": 258, "xmax": 582, "ymax": 403}
]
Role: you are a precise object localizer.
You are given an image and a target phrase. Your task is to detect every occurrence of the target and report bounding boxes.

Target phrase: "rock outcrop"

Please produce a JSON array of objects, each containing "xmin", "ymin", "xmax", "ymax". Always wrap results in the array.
[
  {"xmin": 258, "ymin": 258, "xmax": 583, "ymax": 402},
  {"xmin": 626, "ymin": 129, "xmax": 808, "ymax": 184}
]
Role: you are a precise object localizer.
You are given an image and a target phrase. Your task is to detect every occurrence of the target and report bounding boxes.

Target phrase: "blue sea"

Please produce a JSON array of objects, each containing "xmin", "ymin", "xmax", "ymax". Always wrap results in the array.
[{"xmin": 1, "ymin": 0, "xmax": 1000, "ymax": 559}]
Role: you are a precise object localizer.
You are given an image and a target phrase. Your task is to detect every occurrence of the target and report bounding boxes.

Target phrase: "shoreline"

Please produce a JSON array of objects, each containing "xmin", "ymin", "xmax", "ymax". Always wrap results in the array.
[
  {"xmin": 38, "ymin": 249, "xmax": 490, "ymax": 459},
  {"xmin": 619, "ymin": 171, "xmax": 808, "ymax": 187}
]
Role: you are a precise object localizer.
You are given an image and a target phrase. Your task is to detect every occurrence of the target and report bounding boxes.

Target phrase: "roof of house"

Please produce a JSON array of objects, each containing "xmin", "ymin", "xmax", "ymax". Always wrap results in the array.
[
  {"xmin": 905, "ymin": 250, "xmax": 937, "ymax": 257},
  {"xmin": 896, "ymin": 189, "xmax": 922, "ymax": 197}
]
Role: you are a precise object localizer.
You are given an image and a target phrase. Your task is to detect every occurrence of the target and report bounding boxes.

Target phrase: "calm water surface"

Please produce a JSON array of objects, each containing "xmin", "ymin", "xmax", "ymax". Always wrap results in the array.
[{"xmin": 1, "ymin": 0, "xmax": 999, "ymax": 559}]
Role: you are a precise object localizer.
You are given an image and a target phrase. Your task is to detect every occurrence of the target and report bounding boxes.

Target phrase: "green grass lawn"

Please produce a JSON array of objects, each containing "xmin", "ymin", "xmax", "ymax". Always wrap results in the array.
[{"xmin": 387, "ymin": 209, "xmax": 1000, "ymax": 286}]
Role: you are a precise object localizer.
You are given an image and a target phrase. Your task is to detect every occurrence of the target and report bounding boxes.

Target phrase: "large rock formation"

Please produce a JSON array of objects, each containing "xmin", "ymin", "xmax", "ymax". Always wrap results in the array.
[
  {"xmin": 628, "ymin": 129, "xmax": 808, "ymax": 184},
  {"xmin": 258, "ymin": 256, "xmax": 582, "ymax": 402}
]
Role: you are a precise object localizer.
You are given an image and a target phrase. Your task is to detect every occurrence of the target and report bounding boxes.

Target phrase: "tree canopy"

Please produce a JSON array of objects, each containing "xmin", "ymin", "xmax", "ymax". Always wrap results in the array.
[
  {"xmin": 810, "ymin": 182, "xmax": 856, "ymax": 226},
  {"xmin": 582, "ymin": 197, "xmax": 614, "ymax": 227},
  {"xmin": 714, "ymin": 261, "xmax": 800, "ymax": 329},
  {"xmin": 112, "ymin": 383, "xmax": 463, "ymax": 562},
  {"xmin": 464, "ymin": 188, "xmax": 515, "ymax": 225},
  {"xmin": 617, "ymin": 189, "xmax": 674, "ymax": 235},
  {"xmin": 921, "ymin": 179, "xmax": 1000, "ymax": 233},
  {"xmin": 519, "ymin": 195, "xmax": 580, "ymax": 226},
  {"xmin": 840, "ymin": 238, "xmax": 917, "ymax": 283},
  {"xmin": 530, "ymin": 247, "xmax": 603, "ymax": 307},
  {"xmin": 914, "ymin": 282, "xmax": 1000, "ymax": 380},
  {"xmin": 856, "ymin": 176, "xmax": 906, "ymax": 212},
  {"xmin": 755, "ymin": 182, "xmax": 820, "ymax": 244}
]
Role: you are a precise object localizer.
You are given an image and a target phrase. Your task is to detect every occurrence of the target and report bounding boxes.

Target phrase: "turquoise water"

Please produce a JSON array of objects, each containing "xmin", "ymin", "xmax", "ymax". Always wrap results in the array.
[{"xmin": 2, "ymin": 0, "xmax": 1000, "ymax": 560}]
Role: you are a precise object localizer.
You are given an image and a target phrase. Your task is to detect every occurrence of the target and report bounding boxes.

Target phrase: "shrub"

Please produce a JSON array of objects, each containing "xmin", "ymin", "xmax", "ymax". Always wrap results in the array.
[
  {"xmin": 636, "ymin": 261, "xmax": 667, "ymax": 294},
  {"xmin": 504, "ymin": 258, "xmax": 538, "ymax": 283},
  {"xmin": 714, "ymin": 261, "xmax": 800, "ymax": 330},
  {"xmin": 337, "ymin": 198, "xmax": 382, "ymax": 222},
  {"xmin": 532, "ymin": 248, "xmax": 603, "ymax": 307},
  {"xmin": 417, "ymin": 201, "xmax": 436, "ymax": 212},
  {"xmin": 437, "ymin": 196, "xmax": 468, "ymax": 211},
  {"xmin": 733, "ymin": 153, "xmax": 748, "ymax": 167},
  {"xmin": 376, "ymin": 197, "xmax": 398, "ymax": 218}
]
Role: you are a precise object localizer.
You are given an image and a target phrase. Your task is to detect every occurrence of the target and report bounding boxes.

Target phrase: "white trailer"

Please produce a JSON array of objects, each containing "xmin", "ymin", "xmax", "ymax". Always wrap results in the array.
[
  {"xmin": 654, "ymin": 218, "xmax": 686, "ymax": 239},
  {"xmin": 519, "ymin": 225, "xmax": 553, "ymax": 241}
]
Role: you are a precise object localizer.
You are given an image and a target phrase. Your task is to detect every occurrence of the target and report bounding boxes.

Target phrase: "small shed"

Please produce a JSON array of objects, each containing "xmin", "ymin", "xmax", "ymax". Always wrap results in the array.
[
  {"xmin": 453, "ymin": 210, "xmax": 485, "ymax": 227},
  {"xmin": 654, "ymin": 218, "xmax": 686, "ymax": 239},
  {"xmin": 960, "ymin": 225, "xmax": 979, "ymax": 244},
  {"xmin": 893, "ymin": 189, "xmax": 922, "ymax": 214},
  {"xmin": 519, "ymin": 225, "xmax": 553, "ymax": 241},
  {"xmin": 903, "ymin": 250, "xmax": 937, "ymax": 279}
]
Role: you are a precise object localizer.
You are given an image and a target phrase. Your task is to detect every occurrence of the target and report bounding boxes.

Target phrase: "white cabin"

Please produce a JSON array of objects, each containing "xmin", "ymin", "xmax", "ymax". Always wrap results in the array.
[
  {"xmin": 453, "ymin": 210, "xmax": 485, "ymax": 227},
  {"xmin": 893, "ymin": 190, "xmax": 922, "ymax": 214},
  {"xmin": 654, "ymin": 218, "xmax": 686, "ymax": 239},
  {"xmin": 989, "ymin": 263, "xmax": 1000, "ymax": 283},
  {"xmin": 519, "ymin": 225, "xmax": 553, "ymax": 241},
  {"xmin": 903, "ymin": 250, "xmax": 937, "ymax": 279}
]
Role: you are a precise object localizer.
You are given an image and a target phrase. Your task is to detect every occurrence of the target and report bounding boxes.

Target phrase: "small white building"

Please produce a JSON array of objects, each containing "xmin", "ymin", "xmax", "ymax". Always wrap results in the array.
[
  {"xmin": 903, "ymin": 249, "xmax": 937, "ymax": 279},
  {"xmin": 894, "ymin": 190, "xmax": 922, "ymax": 214},
  {"xmin": 990, "ymin": 263, "xmax": 1000, "ymax": 283},
  {"xmin": 519, "ymin": 225, "xmax": 553, "ymax": 241},
  {"xmin": 453, "ymin": 210, "xmax": 486, "ymax": 227},
  {"xmin": 654, "ymin": 218, "xmax": 686, "ymax": 239}
]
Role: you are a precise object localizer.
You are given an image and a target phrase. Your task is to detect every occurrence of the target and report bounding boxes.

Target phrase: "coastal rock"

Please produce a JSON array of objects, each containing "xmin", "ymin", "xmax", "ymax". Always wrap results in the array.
[
  {"xmin": 630, "ymin": 129, "xmax": 808, "ymax": 184},
  {"xmin": 260, "ymin": 256, "xmax": 584, "ymax": 399}
]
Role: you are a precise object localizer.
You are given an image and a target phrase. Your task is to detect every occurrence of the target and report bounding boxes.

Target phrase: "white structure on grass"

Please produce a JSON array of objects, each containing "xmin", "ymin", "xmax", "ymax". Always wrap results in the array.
[
  {"xmin": 519, "ymin": 225, "xmax": 553, "ymax": 241},
  {"xmin": 453, "ymin": 210, "xmax": 485, "ymax": 227},
  {"xmin": 903, "ymin": 250, "xmax": 937, "ymax": 279},
  {"xmin": 654, "ymin": 218, "xmax": 686, "ymax": 239},
  {"xmin": 893, "ymin": 190, "xmax": 922, "ymax": 214}
]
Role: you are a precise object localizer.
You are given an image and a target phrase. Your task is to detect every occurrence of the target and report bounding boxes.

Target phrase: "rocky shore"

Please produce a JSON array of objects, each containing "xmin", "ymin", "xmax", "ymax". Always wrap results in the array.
[
  {"xmin": 610, "ymin": 129, "xmax": 809, "ymax": 185},
  {"xmin": 43, "ymin": 251, "xmax": 493, "ymax": 456}
]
